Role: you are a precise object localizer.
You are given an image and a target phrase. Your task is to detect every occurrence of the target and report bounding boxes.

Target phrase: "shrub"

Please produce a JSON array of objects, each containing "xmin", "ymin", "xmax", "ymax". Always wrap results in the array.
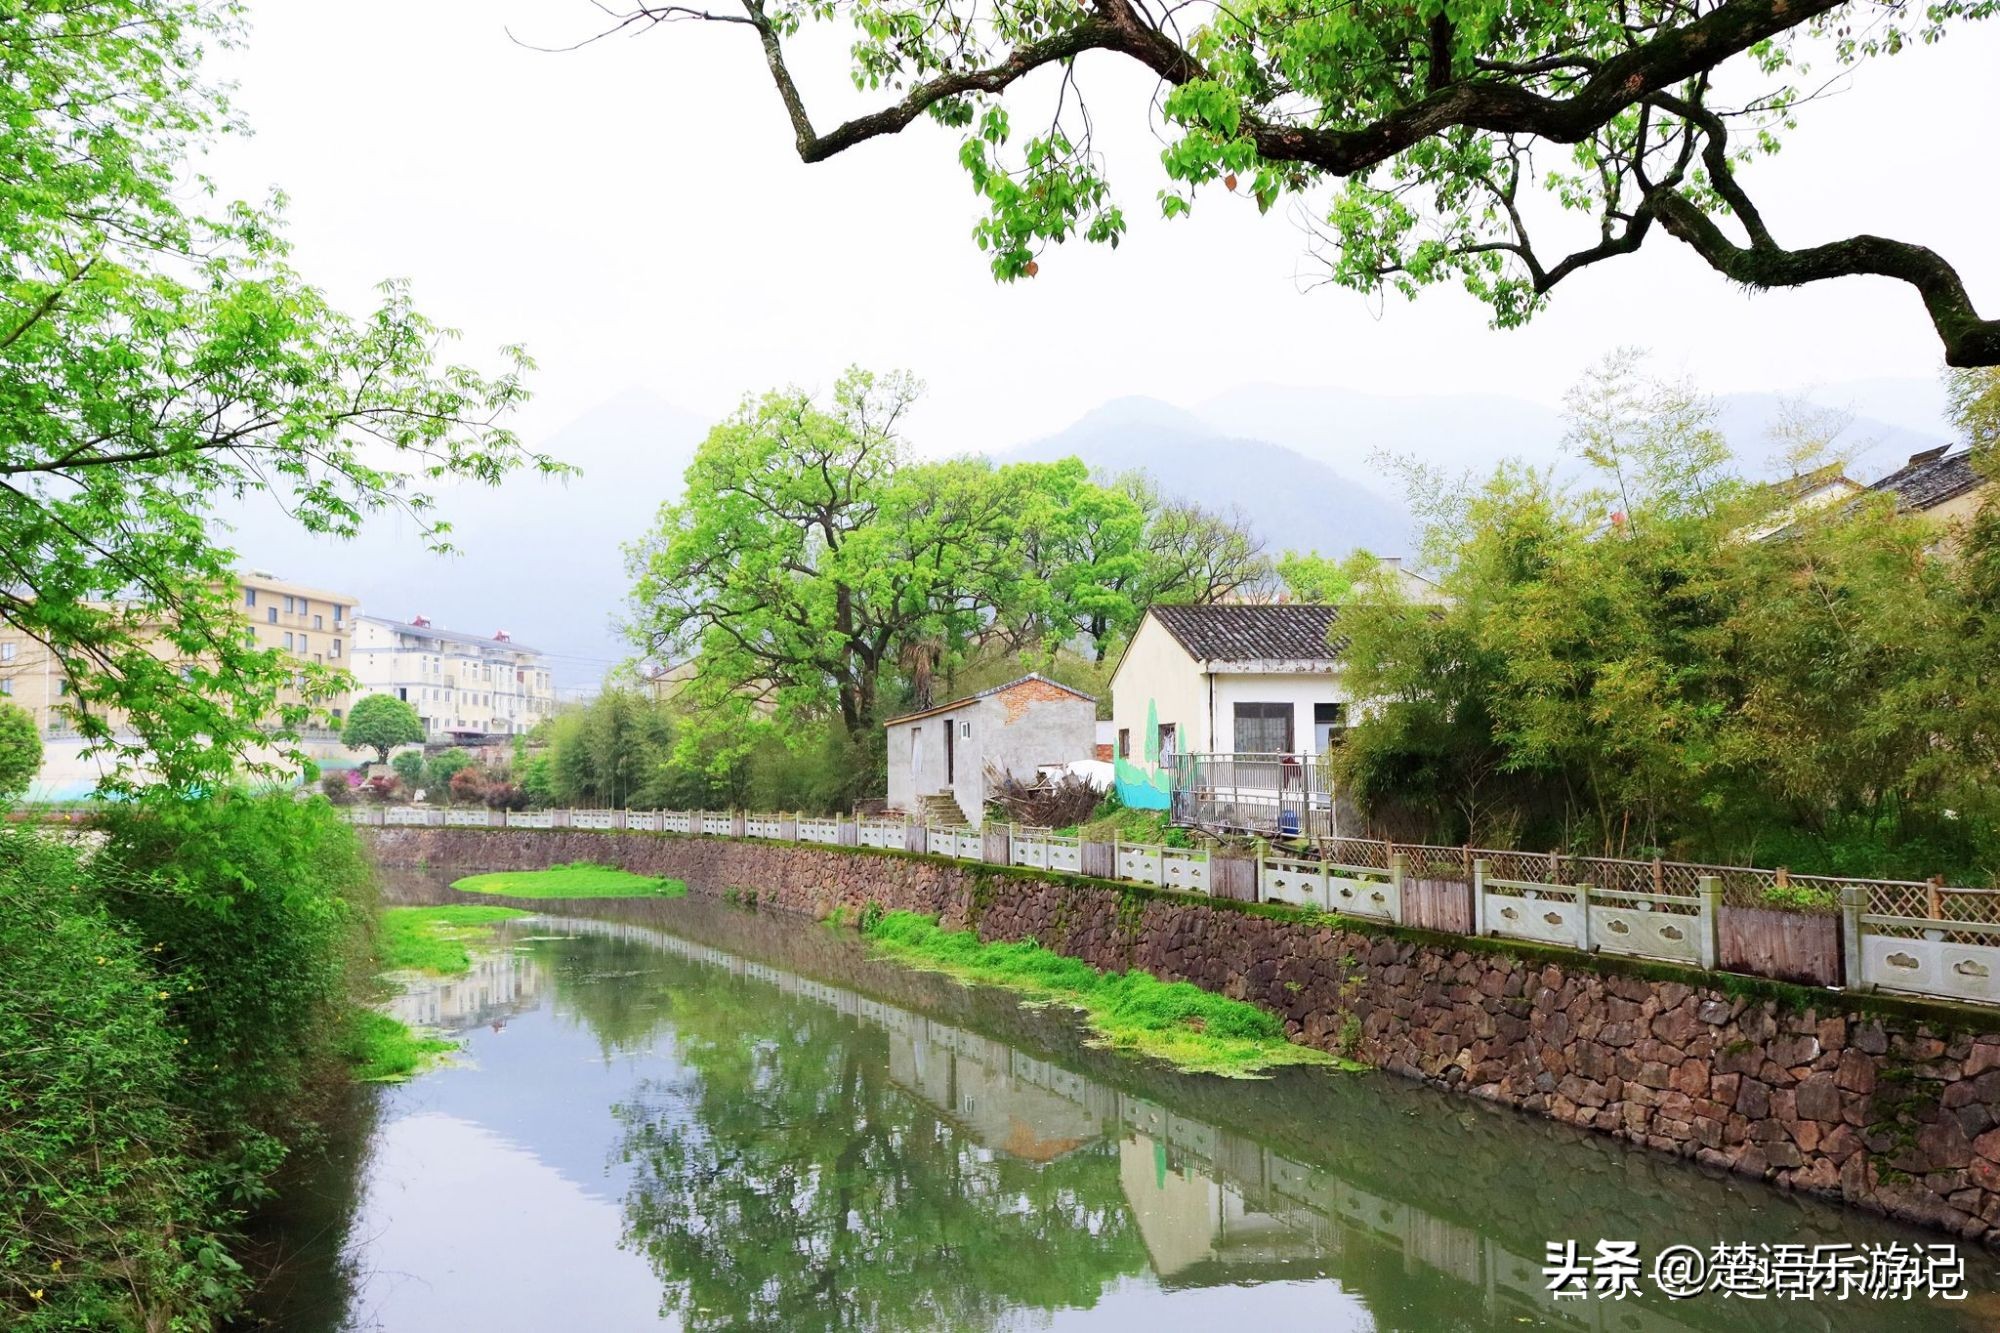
[
  {"xmin": 320, "ymin": 770, "xmax": 356, "ymax": 805},
  {"xmin": 362, "ymin": 773, "xmax": 401, "ymax": 803},
  {"xmin": 0, "ymin": 829, "xmax": 241, "ymax": 1329},
  {"xmin": 390, "ymin": 750, "xmax": 426, "ymax": 791},
  {"xmin": 448, "ymin": 766, "xmax": 487, "ymax": 805},
  {"xmin": 0, "ymin": 701, "xmax": 38, "ymax": 801},
  {"xmin": 483, "ymin": 780, "xmax": 529, "ymax": 811},
  {"xmin": 92, "ymin": 792, "xmax": 377, "ymax": 1155},
  {"xmin": 427, "ymin": 747, "xmax": 473, "ymax": 797}
]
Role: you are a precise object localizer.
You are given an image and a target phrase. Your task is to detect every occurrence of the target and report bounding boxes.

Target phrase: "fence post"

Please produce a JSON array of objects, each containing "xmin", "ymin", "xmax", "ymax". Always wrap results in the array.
[
  {"xmin": 612, "ymin": 809, "xmax": 628, "ymax": 831},
  {"xmin": 1472, "ymin": 858, "xmax": 1488, "ymax": 938},
  {"xmin": 1696, "ymin": 875, "xmax": 1721, "ymax": 971},
  {"xmin": 732, "ymin": 810, "xmax": 747, "ymax": 838},
  {"xmin": 1574, "ymin": 882, "xmax": 1593, "ymax": 952},
  {"xmin": 1841, "ymin": 884, "xmax": 1870, "ymax": 993},
  {"xmin": 1389, "ymin": 853, "xmax": 1408, "ymax": 925},
  {"xmin": 553, "ymin": 808, "xmax": 571, "ymax": 828}
]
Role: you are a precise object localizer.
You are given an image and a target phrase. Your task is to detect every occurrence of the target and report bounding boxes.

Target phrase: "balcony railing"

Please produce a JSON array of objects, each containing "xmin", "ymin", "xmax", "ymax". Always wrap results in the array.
[{"xmin": 1169, "ymin": 751, "xmax": 1338, "ymax": 841}]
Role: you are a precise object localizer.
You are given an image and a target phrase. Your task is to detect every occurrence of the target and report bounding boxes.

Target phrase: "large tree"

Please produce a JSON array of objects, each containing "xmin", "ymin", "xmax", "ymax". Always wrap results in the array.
[
  {"xmin": 2, "ymin": 3, "xmax": 550, "ymax": 794},
  {"xmin": 624, "ymin": 369, "xmax": 1017, "ymax": 741},
  {"xmin": 341, "ymin": 694, "xmax": 425, "ymax": 766},
  {"xmin": 580, "ymin": 0, "xmax": 1999, "ymax": 365}
]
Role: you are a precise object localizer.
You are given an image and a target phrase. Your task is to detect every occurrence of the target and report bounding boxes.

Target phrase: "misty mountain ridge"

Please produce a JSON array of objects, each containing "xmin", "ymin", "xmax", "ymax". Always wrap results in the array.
[{"xmin": 210, "ymin": 377, "xmax": 1957, "ymax": 693}]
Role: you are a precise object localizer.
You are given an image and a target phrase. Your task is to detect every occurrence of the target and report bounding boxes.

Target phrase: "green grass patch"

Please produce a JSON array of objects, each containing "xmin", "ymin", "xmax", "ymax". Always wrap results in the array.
[
  {"xmin": 450, "ymin": 862, "xmax": 687, "ymax": 900},
  {"xmin": 378, "ymin": 904, "xmax": 529, "ymax": 975},
  {"xmin": 860, "ymin": 910, "xmax": 1342, "ymax": 1078},
  {"xmin": 339, "ymin": 1009, "xmax": 456, "ymax": 1083}
]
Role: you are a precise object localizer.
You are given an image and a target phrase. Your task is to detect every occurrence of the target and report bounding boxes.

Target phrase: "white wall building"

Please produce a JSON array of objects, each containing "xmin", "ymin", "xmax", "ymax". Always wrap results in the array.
[
  {"xmin": 350, "ymin": 614, "xmax": 556, "ymax": 739},
  {"xmin": 1107, "ymin": 604, "xmax": 1348, "ymax": 831}
]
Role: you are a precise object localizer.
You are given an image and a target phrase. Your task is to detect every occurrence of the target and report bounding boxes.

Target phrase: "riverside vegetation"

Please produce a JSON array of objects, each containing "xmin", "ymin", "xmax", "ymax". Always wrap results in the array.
[
  {"xmin": 451, "ymin": 863, "xmax": 688, "ymax": 899},
  {"xmin": 854, "ymin": 908, "xmax": 1345, "ymax": 1077},
  {"xmin": 0, "ymin": 792, "xmax": 386, "ymax": 1329}
]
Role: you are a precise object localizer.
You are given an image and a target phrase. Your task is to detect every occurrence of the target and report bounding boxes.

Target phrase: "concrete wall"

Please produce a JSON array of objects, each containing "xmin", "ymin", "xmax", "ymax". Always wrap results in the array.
[
  {"xmin": 366, "ymin": 825, "xmax": 2000, "ymax": 1247},
  {"xmin": 1107, "ymin": 615, "xmax": 1208, "ymax": 758},
  {"xmin": 887, "ymin": 681, "xmax": 1094, "ymax": 826},
  {"xmin": 1210, "ymin": 671, "xmax": 1345, "ymax": 756},
  {"xmin": 977, "ymin": 683, "xmax": 1095, "ymax": 825}
]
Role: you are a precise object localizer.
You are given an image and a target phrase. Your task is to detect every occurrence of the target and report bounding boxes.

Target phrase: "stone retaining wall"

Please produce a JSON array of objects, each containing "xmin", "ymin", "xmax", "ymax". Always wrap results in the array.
[{"xmin": 365, "ymin": 826, "xmax": 2000, "ymax": 1245}]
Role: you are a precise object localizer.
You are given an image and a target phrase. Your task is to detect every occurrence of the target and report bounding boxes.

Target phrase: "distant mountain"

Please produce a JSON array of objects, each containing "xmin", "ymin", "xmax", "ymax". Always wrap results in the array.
[
  {"xmin": 213, "ymin": 390, "xmax": 706, "ymax": 690},
  {"xmin": 1195, "ymin": 380, "xmax": 1954, "ymax": 486},
  {"xmin": 1001, "ymin": 397, "xmax": 1415, "ymax": 560}
]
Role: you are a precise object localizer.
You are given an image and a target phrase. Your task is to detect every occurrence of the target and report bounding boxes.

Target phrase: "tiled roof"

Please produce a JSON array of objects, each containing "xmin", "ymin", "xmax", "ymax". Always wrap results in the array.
[
  {"xmin": 1149, "ymin": 603, "xmax": 1344, "ymax": 662},
  {"xmin": 355, "ymin": 614, "xmax": 544, "ymax": 656},
  {"xmin": 1868, "ymin": 447, "xmax": 1985, "ymax": 512},
  {"xmin": 882, "ymin": 673, "xmax": 1094, "ymax": 727}
]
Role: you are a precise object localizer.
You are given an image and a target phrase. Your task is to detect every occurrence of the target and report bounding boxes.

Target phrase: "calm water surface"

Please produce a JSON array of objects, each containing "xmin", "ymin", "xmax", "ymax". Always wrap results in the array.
[{"xmin": 270, "ymin": 877, "xmax": 2000, "ymax": 1331}]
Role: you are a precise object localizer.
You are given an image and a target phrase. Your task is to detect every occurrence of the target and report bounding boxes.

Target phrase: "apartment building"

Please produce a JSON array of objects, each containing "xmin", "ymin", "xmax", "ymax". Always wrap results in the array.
[
  {"xmin": 349, "ymin": 614, "xmax": 555, "ymax": 739},
  {"xmin": 0, "ymin": 569, "xmax": 356, "ymax": 737},
  {"xmin": 238, "ymin": 570, "xmax": 357, "ymax": 725}
]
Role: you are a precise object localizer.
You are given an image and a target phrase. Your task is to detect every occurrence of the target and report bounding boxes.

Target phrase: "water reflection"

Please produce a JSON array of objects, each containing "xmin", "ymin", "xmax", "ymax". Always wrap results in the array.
[{"xmin": 301, "ymin": 892, "xmax": 2000, "ymax": 1332}]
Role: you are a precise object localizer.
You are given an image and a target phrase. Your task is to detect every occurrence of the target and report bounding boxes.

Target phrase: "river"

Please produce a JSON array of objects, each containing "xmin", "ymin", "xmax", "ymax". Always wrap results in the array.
[{"xmin": 263, "ymin": 872, "xmax": 2000, "ymax": 1330}]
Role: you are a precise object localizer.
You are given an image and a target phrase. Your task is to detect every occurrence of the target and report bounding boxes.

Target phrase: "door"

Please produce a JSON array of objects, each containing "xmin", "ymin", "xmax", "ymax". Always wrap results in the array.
[
  {"xmin": 911, "ymin": 727, "xmax": 923, "ymax": 791},
  {"xmin": 945, "ymin": 720, "xmax": 955, "ymax": 786}
]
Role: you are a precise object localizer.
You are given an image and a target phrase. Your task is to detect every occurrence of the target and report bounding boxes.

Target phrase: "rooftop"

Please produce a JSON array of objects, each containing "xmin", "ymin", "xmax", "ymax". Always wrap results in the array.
[
  {"xmin": 1868, "ymin": 446, "xmax": 1986, "ymax": 512},
  {"xmin": 355, "ymin": 613, "xmax": 544, "ymax": 656},
  {"xmin": 1148, "ymin": 603, "xmax": 1344, "ymax": 663},
  {"xmin": 882, "ymin": 673, "xmax": 1094, "ymax": 727}
]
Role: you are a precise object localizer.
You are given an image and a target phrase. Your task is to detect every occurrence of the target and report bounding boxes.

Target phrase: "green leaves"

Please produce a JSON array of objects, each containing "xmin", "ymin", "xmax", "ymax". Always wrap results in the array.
[
  {"xmin": 2, "ymin": 2, "xmax": 547, "ymax": 797},
  {"xmin": 342, "ymin": 695, "xmax": 424, "ymax": 764}
]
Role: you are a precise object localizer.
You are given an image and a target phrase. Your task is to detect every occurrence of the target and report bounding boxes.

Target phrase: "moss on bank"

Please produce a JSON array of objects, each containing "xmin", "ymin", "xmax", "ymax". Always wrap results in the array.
[
  {"xmin": 378, "ymin": 904, "xmax": 529, "ymax": 974},
  {"xmin": 361, "ymin": 905, "xmax": 533, "ymax": 1082},
  {"xmin": 859, "ymin": 909, "xmax": 1350, "ymax": 1078},
  {"xmin": 451, "ymin": 862, "xmax": 686, "ymax": 899},
  {"xmin": 339, "ymin": 1010, "xmax": 457, "ymax": 1083}
]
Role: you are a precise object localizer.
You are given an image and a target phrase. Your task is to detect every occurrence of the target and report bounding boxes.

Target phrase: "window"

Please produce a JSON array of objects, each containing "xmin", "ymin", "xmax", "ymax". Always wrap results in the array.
[
  {"xmin": 56, "ymin": 680, "xmax": 69, "ymax": 696},
  {"xmin": 958, "ymin": 720, "xmax": 971, "ymax": 738},
  {"xmin": 313, "ymin": 614, "xmax": 324, "ymax": 630},
  {"xmin": 282, "ymin": 632, "xmax": 293, "ymax": 650},
  {"xmin": 1117, "ymin": 728, "xmax": 1130, "ymax": 758},
  {"xmin": 333, "ymin": 604, "xmax": 344, "ymax": 623},
  {"xmin": 244, "ymin": 586, "xmax": 257, "ymax": 607},
  {"xmin": 267, "ymin": 607, "xmax": 277, "ymax": 624},
  {"xmin": 0, "ymin": 643, "xmax": 13, "ymax": 663},
  {"xmin": 243, "ymin": 628, "xmax": 256, "ymax": 646},
  {"xmin": 0, "ymin": 680, "xmax": 10, "ymax": 696},
  {"xmin": 1233, "ymin": 703, "xmax": 1294, "ymax": 754},
  {"xmin": 283, "ymin": 595, "xmax": 294, "ymax": 614},
  {"xmin": 1157, "ymin": 722, "xmax": 1177, "ymax": 763},
  {"xmin": 298, "ymin": 634, "xmax": 308, "ymax": 653},
  {"xmin": 331, "ymin": 639, "xmax": 341, "ymax": 659},
  {"xmin": 1313, "ymin": 702, "xmax": 1345, "ymax": 752}
]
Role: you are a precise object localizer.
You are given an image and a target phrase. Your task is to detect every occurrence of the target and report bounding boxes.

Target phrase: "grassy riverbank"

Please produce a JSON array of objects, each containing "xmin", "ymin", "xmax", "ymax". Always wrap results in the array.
[
  {"xmin": 451, "ymin": 862, "xmax": 687, "ymax": 899},
  {"xmin": 860, "ymin": 910, "xmax": 1345, "ymax": 1078},
  {"xmin": 355, "ymin": 905, "xmax": 534, "ymax": 1081},
  {"xmin": 1, "ymin": 792, "xmax": 384, "ymax": 1330},
  {"xmin": 380, "ymin": 904, "xmax": 530, "ymax": 973}
]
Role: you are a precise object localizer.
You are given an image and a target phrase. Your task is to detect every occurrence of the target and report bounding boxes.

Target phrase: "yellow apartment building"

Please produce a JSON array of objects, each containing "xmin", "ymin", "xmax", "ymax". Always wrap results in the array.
[{"xmin": 0, "ymin": 569, "xmax": 358, "ymax": 741}]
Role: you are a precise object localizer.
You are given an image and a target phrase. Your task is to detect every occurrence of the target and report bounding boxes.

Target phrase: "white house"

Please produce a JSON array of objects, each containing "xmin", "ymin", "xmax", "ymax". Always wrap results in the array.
[
  {"xmin": 883, "ymin": 674, "xmax": 1097, "ymax": 829},
  {"xmin": 1107, "ymin": 604, "xmax": 1347, "ymax": 829},
  {"xmin": 349, "ymin": 614, "xmax": 557, "ymax": 740}
]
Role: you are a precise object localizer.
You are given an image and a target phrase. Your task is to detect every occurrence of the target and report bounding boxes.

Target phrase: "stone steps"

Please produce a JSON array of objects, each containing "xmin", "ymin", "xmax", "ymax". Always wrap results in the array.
[{"xmin": 917, "ymin": 792, "xmax": 968, "ymax": 827}]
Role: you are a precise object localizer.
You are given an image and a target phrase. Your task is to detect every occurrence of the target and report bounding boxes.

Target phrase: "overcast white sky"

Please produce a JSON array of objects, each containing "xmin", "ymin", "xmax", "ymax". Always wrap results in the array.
[{"xmin": 211, "ymin": 3, "xmax": 2000, "ymax": 455}]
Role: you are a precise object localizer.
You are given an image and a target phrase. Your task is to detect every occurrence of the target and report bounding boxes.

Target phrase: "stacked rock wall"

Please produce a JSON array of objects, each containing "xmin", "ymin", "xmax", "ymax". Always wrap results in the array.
[{"xmin": 364, "ymin": 826, "xmax": 2000, "ymax": 1244}]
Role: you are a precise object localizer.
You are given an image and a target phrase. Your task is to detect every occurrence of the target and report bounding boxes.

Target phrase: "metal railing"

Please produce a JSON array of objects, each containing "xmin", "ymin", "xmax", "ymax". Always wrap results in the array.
[{"xmin": 1171, "ymin": 752, "xmax": 1336, "ymax": 840}]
